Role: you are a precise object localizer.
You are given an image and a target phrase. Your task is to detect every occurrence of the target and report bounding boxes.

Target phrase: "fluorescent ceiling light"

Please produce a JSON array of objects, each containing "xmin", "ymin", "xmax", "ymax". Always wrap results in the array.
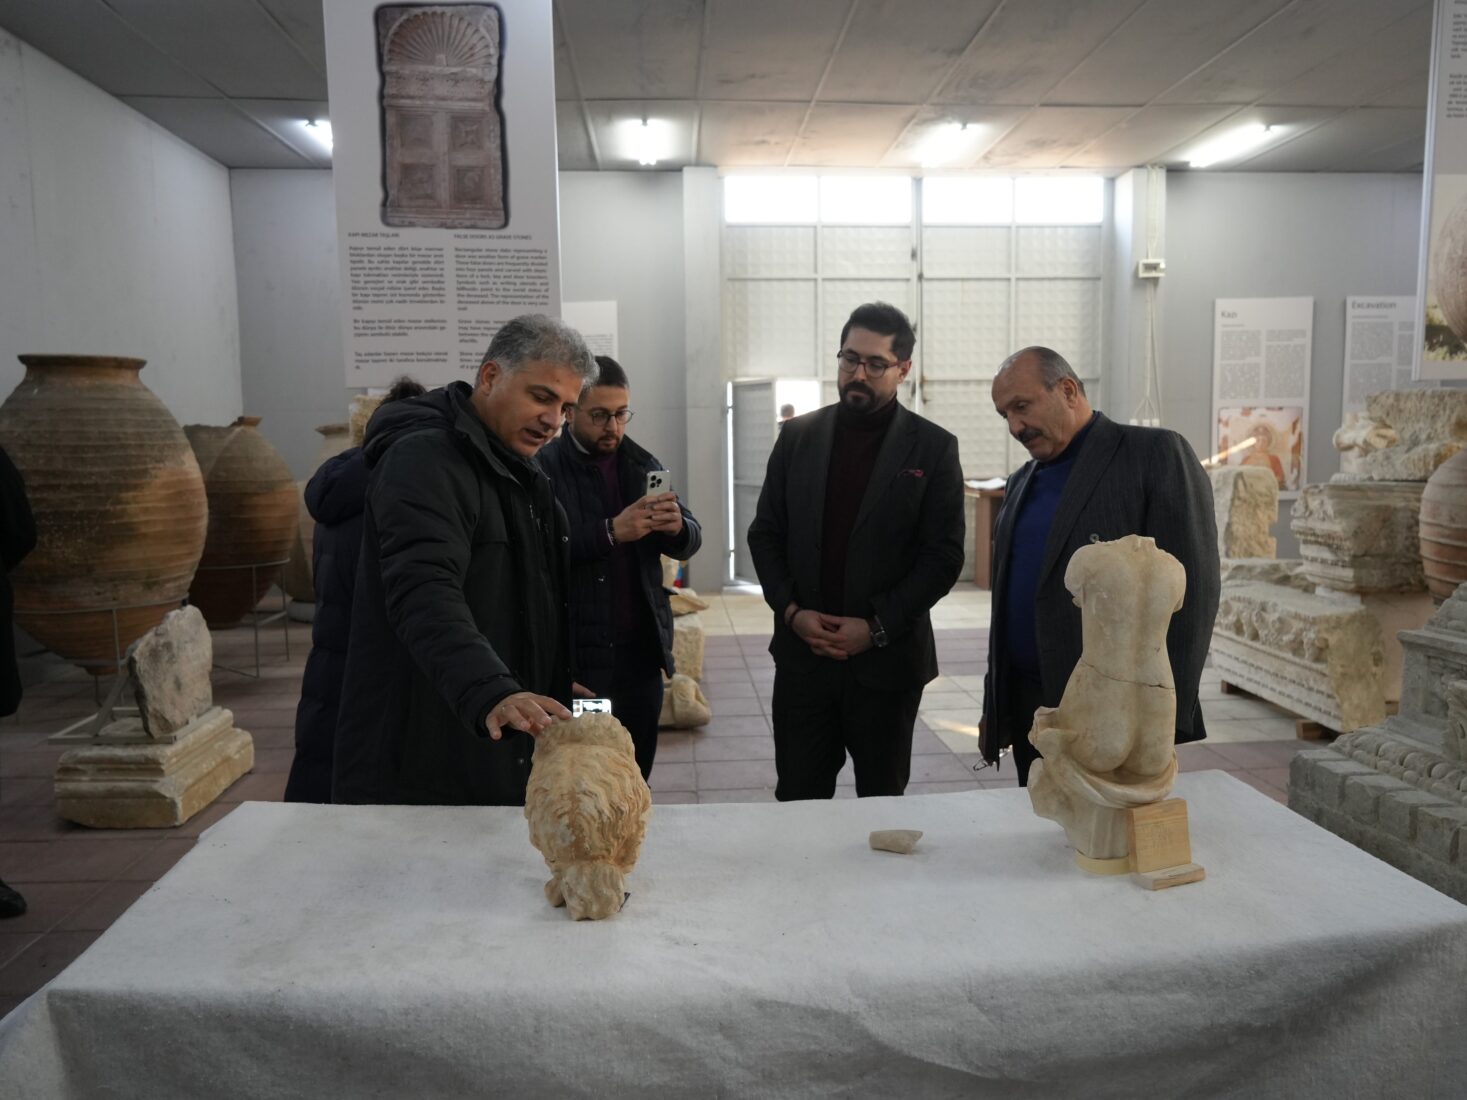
[
  {"xmin": 626, "ymin": 119, "xmax": 673, "ymax": 167},
  {"xmin": 918, "ymin": 122, "xmax": 983, "ymax": 168},
  {"xmin": 1189, "ymin": 124, "xmax": 1279, "ymax": 169},
  {"xmin": 301, "ymin": 119, "xmax": 332, "ymax": 153}
]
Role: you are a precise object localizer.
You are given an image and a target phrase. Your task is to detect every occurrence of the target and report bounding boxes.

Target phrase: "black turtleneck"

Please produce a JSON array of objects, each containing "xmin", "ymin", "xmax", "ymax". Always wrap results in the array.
[{"xmin": 819, "ymin": 397, "xmax": 899, "ymax": 614}]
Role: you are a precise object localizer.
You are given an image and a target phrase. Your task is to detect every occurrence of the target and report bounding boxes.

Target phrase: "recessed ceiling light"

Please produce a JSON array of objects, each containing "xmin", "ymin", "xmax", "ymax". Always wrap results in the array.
[
  {"xmin": 301, "ymin": 119, "xmax": 333, "ymax": 154},
  {"xmin": 1188, "ymin": 123, "xmax": 1279, "ymax": 169},
  {"xmin": 628, "ymin": 119, "xmax": 669, "ymax": 167}
]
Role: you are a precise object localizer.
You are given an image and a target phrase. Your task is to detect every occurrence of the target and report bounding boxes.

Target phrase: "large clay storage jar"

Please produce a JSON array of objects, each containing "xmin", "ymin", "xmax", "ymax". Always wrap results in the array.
[
  {"xmin": 0, "ymin": 355, "xmax": 208, "ymax": 672},
  {"xmin": 185, "ymin": 417, "xmax": 299, "ymax": 626},
  {"xmin": 1421, "ymin": 447, "xmax": 1467, "ymax": 604}
]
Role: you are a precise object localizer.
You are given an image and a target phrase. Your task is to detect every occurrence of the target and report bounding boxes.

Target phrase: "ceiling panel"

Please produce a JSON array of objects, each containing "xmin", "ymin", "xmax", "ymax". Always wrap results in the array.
[
  {"xmin": 1371, "ymin": 70, "xmax": 1430, "ymax": 108},
  {"xmin": 555, "ymin": 100, "xmax": 597, "ymax": 171},
  {"xmin": 1345, "ymin": 132, "xmax": 1428, "ymax": 172},
  {"xmin": 819, "ymin": 0, "xmax": 1000, "ymax": 105},
  {"xmin": 697, "ymin": 101, "xmax": 806, "ymax": 165},
  {"xmin": 1159, "ymin": 0, "xmax": 1425, "ymax": 106},
  {"xmin": 937, "ymin": 0, "xmax": 1150, "ymax": 107},
  {"xmin": 107, "ymin": 0, "xmax": 326, "ymax": 100},
  {"xmin": 233, "ymin": 98, "xmax": 333, "ymax": 168},
  {"xmin": 121, "ymin": 97, "xmax": 313, "ymax": 169},
  {"xmin": 700, "ymin": 0, "xmax": 850, "ymax": 101},
  {"xmin": 558, "ymin": 0, "xmax": 702, "ymax": 99},
  {"xmin": 881, "ymin": 105, "xmax": 1027, "ymax": 167},
  {"xmin": 787, "ymin": 103, "xmax": 918, "ymax": 166},
  {"xmin": 1045, "ymin": 0, "xmax": 1291, "ymax": 106},
  {"xmin": 586, "ymin": 100, "xmax": 698, "ymax": 170},
  {"xmin": 256, "ymin": 0, "xmax": 328, "ymax": 73},
  {"xmin": 1235, "ymin": 107, "xmax": 1426, "ymax": 171},
  {"xmin": 1063, "ymin": 105, "xmax": 1240, "ymax": 168},
  {"xmin": 0, "ymin": 0, "xmax": 217, "ymax": 97},
  {"xmin": 1259, "ymin": 5, "xmax": 1432, "ymax": 106},
  {"xmin": 979, "ymin": 107, "xmax": 1133, "ymax": 168}
]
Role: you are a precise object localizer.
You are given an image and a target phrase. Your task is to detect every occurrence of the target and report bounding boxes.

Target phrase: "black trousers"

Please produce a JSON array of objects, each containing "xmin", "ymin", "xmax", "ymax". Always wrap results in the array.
[
  {"xmin": 1003, "ymin": 672, "xmax": 1045, "ymax": 787},
  {"xmin": 610, "ymin": 635, "xmax": 665, "ymax": 781},
  {"xmin": 771, "ymin": 661, "xmax": 922, "ymax": 799}
]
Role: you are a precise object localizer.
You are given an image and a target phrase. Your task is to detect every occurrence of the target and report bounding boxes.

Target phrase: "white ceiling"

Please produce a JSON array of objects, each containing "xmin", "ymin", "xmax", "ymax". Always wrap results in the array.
[{"xmin": 0, "ymin": 0, "xmax": 1433, "ymax": 173}]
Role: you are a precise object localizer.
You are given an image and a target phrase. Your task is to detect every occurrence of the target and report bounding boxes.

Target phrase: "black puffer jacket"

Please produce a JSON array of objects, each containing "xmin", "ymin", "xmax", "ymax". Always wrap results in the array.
[
  {"xmin": 332, "ymin": 383, "xmax": 571, "ymax": 806},
  {"xmin": 537, "ymin": 434, "xmax": 701, "ymax": 695},
  {"xmin": 284, "ymin": 448, "xmax": 367, "ymax": 803}
]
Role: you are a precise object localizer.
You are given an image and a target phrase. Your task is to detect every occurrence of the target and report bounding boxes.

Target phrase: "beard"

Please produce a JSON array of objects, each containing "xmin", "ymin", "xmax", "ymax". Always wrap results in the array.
[{"xmin": 838, "ymin": 381, "xmax": 881, "ymax": 412}]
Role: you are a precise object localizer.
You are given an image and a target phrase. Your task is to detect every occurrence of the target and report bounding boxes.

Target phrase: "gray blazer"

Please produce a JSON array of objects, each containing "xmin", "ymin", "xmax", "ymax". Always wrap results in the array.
[
  {"xmin": 980, "ymin": 413, "xmax": 1220, "ymax": 761},
  {"xmin": 748, "ymin": 401, "xmax": 965, "ymax": 691}
]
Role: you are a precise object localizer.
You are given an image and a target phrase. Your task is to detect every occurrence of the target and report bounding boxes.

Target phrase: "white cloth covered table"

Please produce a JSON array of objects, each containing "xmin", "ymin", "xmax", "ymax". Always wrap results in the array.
[{"xmin": 2, "ymin": 771, "xmax": 1464, "ymax": 1098}]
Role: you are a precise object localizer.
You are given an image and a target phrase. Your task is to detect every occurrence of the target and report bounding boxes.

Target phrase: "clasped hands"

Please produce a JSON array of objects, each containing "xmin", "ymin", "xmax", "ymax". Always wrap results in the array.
[
  {"xmin": 611, "ymin": 492, "xmax": 683, "ymax": 542},
  {"xmin": 786, "ymin": 603, "xmax": 872, "ymax": 660}
]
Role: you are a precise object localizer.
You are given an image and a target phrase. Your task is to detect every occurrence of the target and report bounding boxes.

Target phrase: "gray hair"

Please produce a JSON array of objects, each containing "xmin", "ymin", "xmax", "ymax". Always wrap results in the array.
[
  {"xmin": 481, "ymin": 314, "xmax": 596, "ymax": 382},
  {"xmin": 999, "ymin": 345, "xmax": 1086, "ymax": 396}
]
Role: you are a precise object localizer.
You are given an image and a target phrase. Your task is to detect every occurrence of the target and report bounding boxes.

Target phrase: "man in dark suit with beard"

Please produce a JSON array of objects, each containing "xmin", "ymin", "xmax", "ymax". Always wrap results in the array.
[
  {"xmin": 979, "ymin": 346, "xmax": 1220, "ymax": 785},
  {"xmin": 748, "ymin": 302, "xmax": 965, "ymax": 800}
]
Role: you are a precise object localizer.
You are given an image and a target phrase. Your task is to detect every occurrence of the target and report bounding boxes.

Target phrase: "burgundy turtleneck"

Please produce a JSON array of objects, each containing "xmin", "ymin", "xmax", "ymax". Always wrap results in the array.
[{"xmin": 819, "ymin": 397, "xmax": 899, "ymax": 614}]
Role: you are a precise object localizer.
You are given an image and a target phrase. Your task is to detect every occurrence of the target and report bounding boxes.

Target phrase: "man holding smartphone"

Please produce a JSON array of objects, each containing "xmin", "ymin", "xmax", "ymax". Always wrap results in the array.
[{"xmin": 538, "ymin": 355, "xmax": 702, "ymax": 779}]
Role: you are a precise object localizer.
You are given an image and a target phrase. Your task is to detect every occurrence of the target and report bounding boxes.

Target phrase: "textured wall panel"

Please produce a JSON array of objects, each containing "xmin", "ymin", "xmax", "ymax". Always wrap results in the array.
[
  {"xmin": 819, "ymin": 225, "xmax": 912, "ymax": 278},
  {"xmin": 1016, "ymin": 225, "xmax": 1102, "ymax": 277},
  {"xmin": 732, "ymin": 380, "xmax": 776, "ymax": 483},
  {"xmin": 921, "ymin": 279, "xmax": 1011, "ymax": 379},
  {"xmin": 723, "ymin": 226, "xmax": 816, "ymax": 278},
  {"xmin": 1015, "ymin": 279, "xmax": 1100, "ymax": 376},
  {"xmin": 822, "ymin": 277, "xmax": 915, "ymax": 364},
  {"xmin": 724, "ymin": 279, "xmax": 817, "ymax": 376},
  {"xmin": 922, "ymin": 226, "xmax": 1010, "ymax": 278},
  {"xmin": 922, "ymin": 379, "xmax": 1009, "ymax": 479}
]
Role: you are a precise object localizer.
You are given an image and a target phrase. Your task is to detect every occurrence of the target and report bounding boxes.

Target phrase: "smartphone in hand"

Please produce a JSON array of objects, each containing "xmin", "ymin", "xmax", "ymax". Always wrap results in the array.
[{"xmin": 645, "ymin": 468, "xmax": 672, "ymax": 496}]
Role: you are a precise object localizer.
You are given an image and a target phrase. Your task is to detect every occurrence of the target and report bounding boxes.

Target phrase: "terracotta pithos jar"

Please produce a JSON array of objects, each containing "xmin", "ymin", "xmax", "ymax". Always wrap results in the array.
[
  {"xmin": 185, "ymin": 417, "xmax": 299, "ymax": 626},
  {"xmin": 0, "ymin": 355, "xmax": 208, "ymax": 672},
  {"xmin": 281, "ymin": 422, "xmax": 352, "ymax": 602},
  {"xmin": 1420, "ymin": 447, "xmax": 1467, "ymax": 604}
]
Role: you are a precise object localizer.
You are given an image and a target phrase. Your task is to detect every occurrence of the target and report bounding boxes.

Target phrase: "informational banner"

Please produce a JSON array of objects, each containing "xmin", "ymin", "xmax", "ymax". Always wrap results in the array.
[
  {"xmin": 1415, "ymin": 0, "xmax": 1467, "ymax": 381},
  {"xmin": 323, "ymin": 0, "xmax": 562, "ymax": 385},
  {"xmin": 562, "ymin": 301, "xmax": 619, "ymax": 359},
  {"xmin": 1212, "ymin": 297, "xmax": 1313, "ymax": 497},
  {"xmin": 1345, "ymin": 296, "xmax": 1430, "ymax": 412}
]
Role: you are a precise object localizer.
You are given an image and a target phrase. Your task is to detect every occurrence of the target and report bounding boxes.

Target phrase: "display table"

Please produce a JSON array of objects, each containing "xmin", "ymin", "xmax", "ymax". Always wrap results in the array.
[{"xmin": 2, "ymin": 772, "xmax": 1464, "ymax": 1097}]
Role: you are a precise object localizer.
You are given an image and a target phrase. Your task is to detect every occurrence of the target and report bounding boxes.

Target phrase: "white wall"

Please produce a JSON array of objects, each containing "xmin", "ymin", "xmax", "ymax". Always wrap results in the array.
[
  {"xmin": 0, "ymin": 28, "xmax": 242, "ymax": 425},
  {"xmin": 1163, "ymin": 172, "xmax": 1423, "ymax": 555},
  {"xmin": 231, "ymin": 169, "xmax": 348, "ymax": 478}
]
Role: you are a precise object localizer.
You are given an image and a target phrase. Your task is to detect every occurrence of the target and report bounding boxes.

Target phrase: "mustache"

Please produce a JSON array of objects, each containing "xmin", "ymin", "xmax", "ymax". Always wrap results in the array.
[
  {"xmin": 842, "ymin": 382, "xmax": 874, "ymax": 397},
  {"xmin": 1016, "ymin": 428, "xmax": 1042, "ymax": 444}
]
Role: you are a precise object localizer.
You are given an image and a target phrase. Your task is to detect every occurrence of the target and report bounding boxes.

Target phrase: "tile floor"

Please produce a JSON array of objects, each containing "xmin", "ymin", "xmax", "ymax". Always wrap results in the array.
[{"xmin": 0, "ymin": 583, "xmax": 1311, "ymax": 1015}]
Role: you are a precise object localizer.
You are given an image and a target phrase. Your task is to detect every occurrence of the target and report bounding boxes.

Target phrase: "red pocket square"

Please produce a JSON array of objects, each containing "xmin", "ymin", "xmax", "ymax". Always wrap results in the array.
[{"xmin": 900, "ymin": 468, "xmax": 925, "ymax": 478}]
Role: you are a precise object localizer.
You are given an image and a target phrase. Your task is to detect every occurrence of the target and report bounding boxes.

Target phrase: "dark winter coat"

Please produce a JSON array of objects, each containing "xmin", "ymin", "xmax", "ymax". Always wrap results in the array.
[
  {"xmin": 536, "ymin": 433, "xmax": 701, "ymax": 695},
  {"xmin": 284, "ymin": 448, "xmax": 368, "ymax": 803},
  {"xmin": 0, "ymin": 446, "xmax": 35, "ymax": 717},
  {"xmin": 332, "ymin": 382, "xmax": 572, "ymax": 806}
]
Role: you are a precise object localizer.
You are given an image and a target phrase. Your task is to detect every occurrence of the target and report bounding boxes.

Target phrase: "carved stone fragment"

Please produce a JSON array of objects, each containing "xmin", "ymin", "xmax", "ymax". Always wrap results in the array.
[
  {"xmin": 1343, "ymin": 390, "xmax": 1467, "ymax": 482},
  {"xmin": 1291, "ymin": 480, "xmax": 1427, "ymax": 593},
  {"xmin": 1027, "ymin": 536, "xmax": 1182, "ymax": 867},
  {"xmin": 524, "ymin": 714, "xmax": 652, "ymax": 920},
  {"xmin": 129, "ymin": 605, "xmax": 213, "ymax": 737},
  {"xmin": 1211, "ymin": 582, "xmax": 1387, "ymax": 731},
  {"xmin": 1211, "ymin": 465, "xmax": 1278, "ymax": 559}
]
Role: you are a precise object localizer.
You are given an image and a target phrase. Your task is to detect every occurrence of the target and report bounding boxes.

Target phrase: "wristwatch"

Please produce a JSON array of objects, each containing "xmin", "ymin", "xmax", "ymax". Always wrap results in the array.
[{"xmin": 869, "ymin": 616, "xmax": 889, "ymax": 648}]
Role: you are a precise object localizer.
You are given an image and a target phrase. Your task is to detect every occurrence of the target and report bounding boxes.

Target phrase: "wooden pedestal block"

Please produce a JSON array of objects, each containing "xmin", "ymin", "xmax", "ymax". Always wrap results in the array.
[
  {"xmin": 55, "ymin": 707, "xmax": 254, "ymax": 829},
  {"xmin": 1126, "ymin": 798, "xmax": 1205, "ymax": 890}
]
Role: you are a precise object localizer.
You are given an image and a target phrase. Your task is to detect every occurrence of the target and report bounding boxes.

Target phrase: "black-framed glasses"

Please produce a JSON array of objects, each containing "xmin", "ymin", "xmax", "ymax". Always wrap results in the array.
[
  {"xmin": 836, "ymin": 350, "xmax": 901, "ymax": 377},
  {"xmin": 584, "ymin": 409, "xmax": 634, "ymax": 426}
]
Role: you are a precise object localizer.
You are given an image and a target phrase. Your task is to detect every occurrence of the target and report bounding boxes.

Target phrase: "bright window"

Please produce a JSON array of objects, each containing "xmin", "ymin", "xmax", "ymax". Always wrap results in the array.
[
  {"xmin": 819, "ymin": 176, "xmax": 912, "ymax": 225},
  {"xmin": 723, "ymin": 175, "xmax": 819, "ymax": 225},
  {"xmin": 921, "ymin": 177, "xmax": 1013, "ymax": 225},
  {"xmin": 1013, "ymin": 176, "xmax": 1104, "ymax": 224}
]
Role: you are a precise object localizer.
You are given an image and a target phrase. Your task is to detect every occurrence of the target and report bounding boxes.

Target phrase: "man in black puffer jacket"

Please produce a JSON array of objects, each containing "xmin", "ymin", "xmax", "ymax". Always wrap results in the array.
[
  {"xmin": 285, "ymin": 377, "xmax": 424, "ymax": 804},
  {"xmin": 332, "ymin": 315, "xmax": 596, "ymax": 806},
  {"xmin": 537, "ymin": 356, "xmax": 701, "ymax": 779}
]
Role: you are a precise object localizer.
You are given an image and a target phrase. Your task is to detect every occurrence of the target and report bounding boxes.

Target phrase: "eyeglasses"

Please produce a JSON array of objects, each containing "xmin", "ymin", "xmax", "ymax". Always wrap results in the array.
[
  {"xmin": 583, "ymin": 409, "xmax": 634, "ymax": 426},
  {"xmin": 836, "ymin": 350, "xmax": 902, "ymax": 377}
]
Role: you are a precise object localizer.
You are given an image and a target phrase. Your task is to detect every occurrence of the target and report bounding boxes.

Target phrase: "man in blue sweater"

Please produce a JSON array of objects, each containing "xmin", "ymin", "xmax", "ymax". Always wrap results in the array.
[{"xmin": 981, "ymin": 346, "xmax": 1218, "ymax": 785}]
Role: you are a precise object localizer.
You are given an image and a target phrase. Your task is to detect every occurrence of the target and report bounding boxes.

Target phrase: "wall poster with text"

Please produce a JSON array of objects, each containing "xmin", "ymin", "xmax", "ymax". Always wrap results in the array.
[
  {"xmin": 1416, "ymin": 0, "xmax": 1467, "ymax": 380},
  {"xmin": 324, "ymin": 0, "xmax": 561, "ymax": 385}
]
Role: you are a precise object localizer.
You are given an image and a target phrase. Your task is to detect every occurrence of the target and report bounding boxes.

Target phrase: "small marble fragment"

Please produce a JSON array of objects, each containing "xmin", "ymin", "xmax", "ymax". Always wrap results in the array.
[{"xmin": 869, "ymin": 829, "xmax": 922, "ymax": 854}]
